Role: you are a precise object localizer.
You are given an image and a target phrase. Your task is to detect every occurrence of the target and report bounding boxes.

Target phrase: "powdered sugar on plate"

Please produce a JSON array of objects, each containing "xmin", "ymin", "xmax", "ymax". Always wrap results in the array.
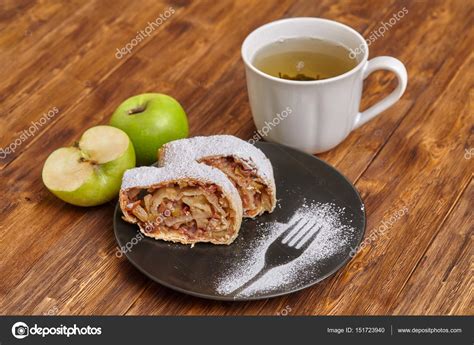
[{"xmin": 215, "ymin": 200, "xmax": 355, "ymax": 298}]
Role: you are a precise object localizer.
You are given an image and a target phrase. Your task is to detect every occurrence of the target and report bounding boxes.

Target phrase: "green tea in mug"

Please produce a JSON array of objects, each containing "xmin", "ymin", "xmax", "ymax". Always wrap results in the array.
[{"xmin": 253, "ymin": 37, "xmax": 358, "ymax": 81}]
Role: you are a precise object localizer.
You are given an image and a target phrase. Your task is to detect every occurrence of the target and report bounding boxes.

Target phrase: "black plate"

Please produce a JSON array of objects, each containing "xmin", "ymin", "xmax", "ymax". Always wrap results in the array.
[{"xmin": 114, "ymin": 142, "xmax": 365, "ymax": 301}]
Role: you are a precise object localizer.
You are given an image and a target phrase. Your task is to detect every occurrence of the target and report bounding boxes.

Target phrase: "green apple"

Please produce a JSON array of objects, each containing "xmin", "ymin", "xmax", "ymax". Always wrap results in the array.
[
  {"xmin": 42, "ymin": 125, "xmax": 135, "ymax": 206},
  {"xmin": 109, "ymin": 93, "xmax": 189, "ymax": 165}
]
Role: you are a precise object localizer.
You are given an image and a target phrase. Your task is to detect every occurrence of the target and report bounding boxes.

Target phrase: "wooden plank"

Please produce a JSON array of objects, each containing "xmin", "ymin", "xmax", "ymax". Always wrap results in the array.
[
  {"xmin": 0, "ymin": 1, "xmax": 86, "ymax": 58},
  {"xmin": 319, "ymin": 0, "xmax": 474, "ymax": 181},
  {"xmin": 314, "ymin": 53, "xmax": 473, "ymax": 314},
  {"xmin": 1, "ymin": 207, "xmax": 150, "ymax": 314},
  {"xmin": 391, "ymin": 179, "xmax": 473, "ymax": 315},
  {"xmin": 0, "ymin": 0, "xmax": 104, "ymax": 116},
  {"xmin": 0, "ymin": 0, "xmax": 180, "ymax": 169}
]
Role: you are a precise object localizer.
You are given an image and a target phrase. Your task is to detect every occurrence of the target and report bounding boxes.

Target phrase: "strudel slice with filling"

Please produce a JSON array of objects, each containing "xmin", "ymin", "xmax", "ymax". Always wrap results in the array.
[
  {"xmin": 119, "ymin": 163, "xmax": 243, "ymax": 245},
  {"xmin": 158, "ymin": 135, "xmax": 276, "ymax": 218}
]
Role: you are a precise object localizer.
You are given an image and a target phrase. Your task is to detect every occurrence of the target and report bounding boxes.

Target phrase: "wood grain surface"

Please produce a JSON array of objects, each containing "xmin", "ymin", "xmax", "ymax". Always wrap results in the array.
[{"xmin": 0, "ymin": 0, "xmax": 472, "ymax": 315}]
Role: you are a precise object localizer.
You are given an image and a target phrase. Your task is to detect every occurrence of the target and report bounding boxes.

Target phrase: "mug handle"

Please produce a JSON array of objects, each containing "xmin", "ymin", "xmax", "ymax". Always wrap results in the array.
[{"xmin": 353, "ymin": 56, "xmax": 408, "ymax": 129}]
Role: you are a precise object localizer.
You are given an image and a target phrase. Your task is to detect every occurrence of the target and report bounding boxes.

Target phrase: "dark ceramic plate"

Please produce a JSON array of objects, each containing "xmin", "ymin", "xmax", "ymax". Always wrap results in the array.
[{"xmin": 114, "ymin": 142, "xmax": 365, "ymax": 301}]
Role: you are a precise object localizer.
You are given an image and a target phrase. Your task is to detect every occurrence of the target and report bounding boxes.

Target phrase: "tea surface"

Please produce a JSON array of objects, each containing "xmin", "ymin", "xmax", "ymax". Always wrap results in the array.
[{"xmin": 253, "ymin": 37, "xmax": 358, "ymax": 81}]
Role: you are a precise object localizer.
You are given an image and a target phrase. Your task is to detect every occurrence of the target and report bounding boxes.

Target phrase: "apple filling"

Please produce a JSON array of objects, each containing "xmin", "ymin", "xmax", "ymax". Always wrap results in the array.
[
  {"xmin": 122, "ymin": 181, "xmax": 237, "ymax": 242},
  {"xmin": 199, "ymin": 156, "xmax": 273, "ymax": 217}
]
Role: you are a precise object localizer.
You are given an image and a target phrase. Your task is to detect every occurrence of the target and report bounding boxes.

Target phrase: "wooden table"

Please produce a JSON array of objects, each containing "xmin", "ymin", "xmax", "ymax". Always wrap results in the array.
[{"xmin": 1, "ymin": 0, "xmax": 472, "ymax": 316}]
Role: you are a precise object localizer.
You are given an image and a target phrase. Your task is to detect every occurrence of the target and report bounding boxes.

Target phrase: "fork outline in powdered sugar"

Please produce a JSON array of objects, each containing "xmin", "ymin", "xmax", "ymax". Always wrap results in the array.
[{"xmin": 230, "ymin": 217, "xmax": 322, "ymax": 297}]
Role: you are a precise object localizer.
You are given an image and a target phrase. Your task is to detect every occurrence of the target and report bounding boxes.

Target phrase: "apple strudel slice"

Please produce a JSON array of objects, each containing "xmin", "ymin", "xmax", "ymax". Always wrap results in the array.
[
  {"xmin": 158, "ymin": 135, "xmax": 276, "ymax": 218},
  {"xmin": 119, "ymin": 164, "xmax": 242, "ymax": 245}
]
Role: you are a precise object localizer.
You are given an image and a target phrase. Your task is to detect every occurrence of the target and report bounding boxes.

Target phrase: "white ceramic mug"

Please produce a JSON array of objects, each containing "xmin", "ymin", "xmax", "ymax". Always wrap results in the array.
[{"xmin": 242, "ymin": 18, "xmax": 408, "ymax": 153}]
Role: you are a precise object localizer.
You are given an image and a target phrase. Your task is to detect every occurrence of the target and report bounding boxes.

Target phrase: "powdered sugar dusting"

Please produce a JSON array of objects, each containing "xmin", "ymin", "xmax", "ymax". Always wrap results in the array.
[
  {"xmin": 158, "ymin": 135, "xmax": 275, "ymax": 191},
  {"xmin": 215, "ymin": 200, "xmax": 355, "ymax": 297},
  {"xmin": 121, "ymin": 163, "xmax": 241, "ymax": 212}
]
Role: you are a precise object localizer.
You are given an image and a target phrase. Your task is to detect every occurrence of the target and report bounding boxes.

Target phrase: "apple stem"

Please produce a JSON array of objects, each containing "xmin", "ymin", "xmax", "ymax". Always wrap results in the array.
[
  {"xmin": 127, "ymin": 104, "xmax": 147, "ymax": 115},
  {"xmin": 78, "ymin": 157, "xmax": 98, "ymax": 165}
]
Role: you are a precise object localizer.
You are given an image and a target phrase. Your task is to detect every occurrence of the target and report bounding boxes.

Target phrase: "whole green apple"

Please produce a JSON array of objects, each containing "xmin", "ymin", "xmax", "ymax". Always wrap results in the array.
[
  {"xmin": 42, "ymin": 125, "xmax": 136, "ymax": 206},
  {"xmin": 109, "ymin": 93, "xmax": 189, "ymax": 165}
]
